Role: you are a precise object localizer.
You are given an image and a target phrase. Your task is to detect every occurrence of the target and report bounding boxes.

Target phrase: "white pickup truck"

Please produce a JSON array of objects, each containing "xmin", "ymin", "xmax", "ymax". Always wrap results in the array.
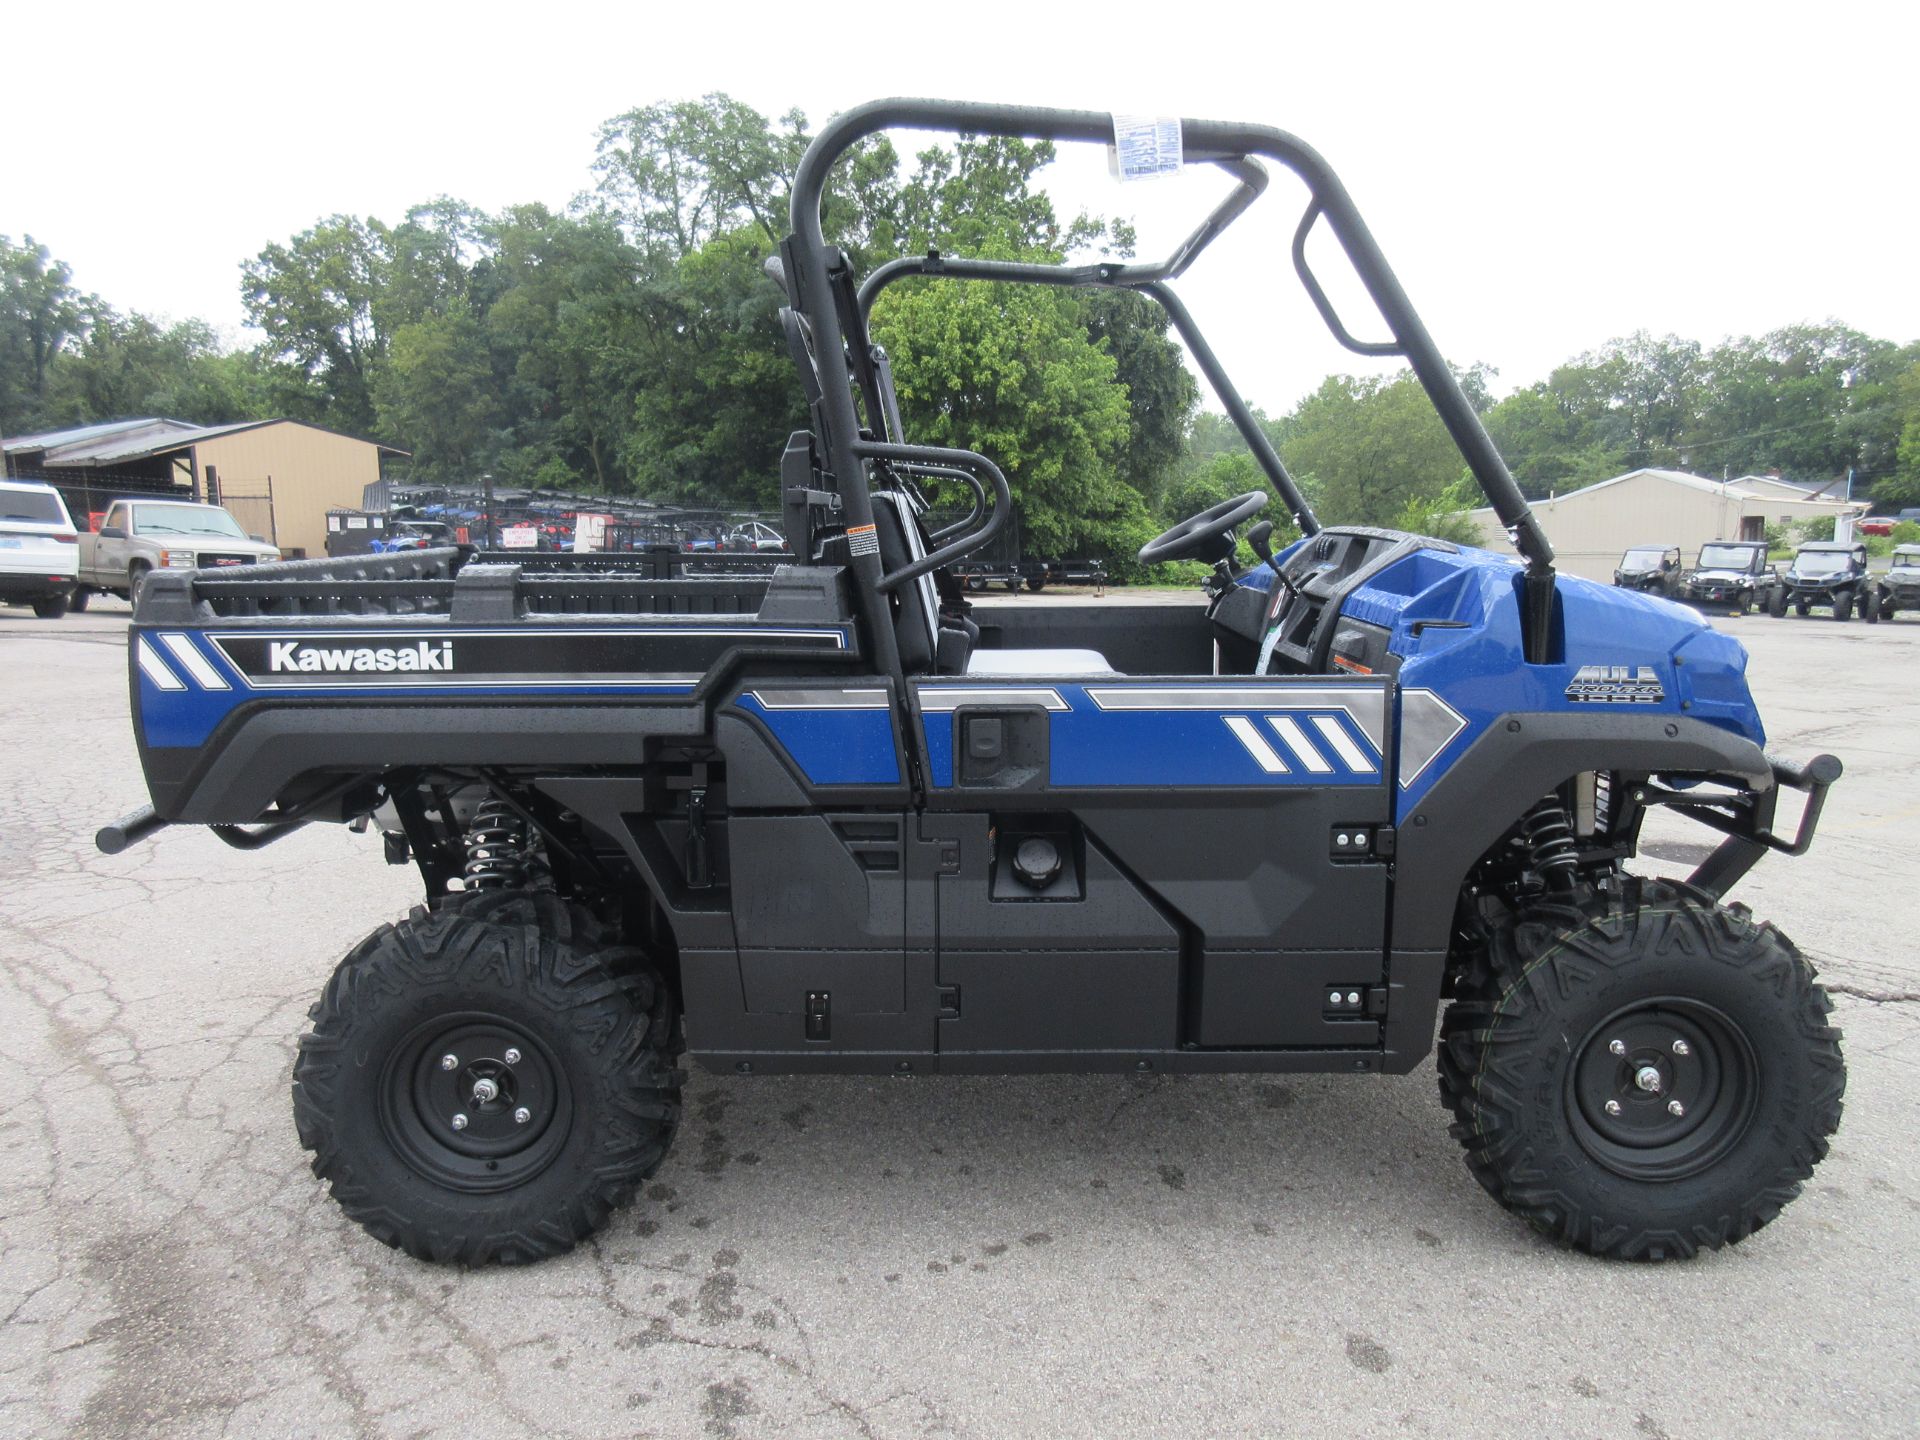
[{"xmin": 76, "ymin": 499, "xmax": 281, "ymax": 607}]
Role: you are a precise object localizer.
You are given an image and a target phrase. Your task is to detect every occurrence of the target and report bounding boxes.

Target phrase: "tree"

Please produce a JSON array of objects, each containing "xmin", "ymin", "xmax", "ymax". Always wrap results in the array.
[
  {"xmin": 1083, "ymin": 288, "xmax": 1198, "ymax": 508},
  {"xmin": 1482, "ymin": 385, "xmax": 1623, "ymax": 497},
  {"xmin": 1283, "ymin": 372, "xmax": 1464, "ymax": 527},
  {"xmin": 621, "ymin": 228, "xmax": 805, "ymax": 505},
  {"xmin": 43, "ymin": 311, "xmax": 270, "ymax": 427},
  {"xmin": 1879, "ymin": 359, "xmax": 1920, "ymax": 510},
  {"xmin": 241, "ymin": 216, "xmax": 393, "ymax": 431},
  {"xmin": 1687, "ymin": 323, "xmax": 1899, "ymax": 482},
  {"xmin": 1, "ymin": 235, "xmax": 87, "ymax": 433},
  {"xmin": 374, "ymin": 308, "xmax": 495, "ymax": 482},
  {"xmin": 592, "ymin": 95, "xmax": 807, "ymax": 257}
]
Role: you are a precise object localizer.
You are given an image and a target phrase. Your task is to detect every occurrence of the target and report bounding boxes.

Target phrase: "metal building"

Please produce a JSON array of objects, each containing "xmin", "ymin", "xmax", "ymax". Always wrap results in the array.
[
  {"xmin": 1465, "ymin": 468, "xmax": 1865, "ymax": 582},
  {"xmin": 1, "ymin": 418, "xmax": 407, "ymax": 559}
]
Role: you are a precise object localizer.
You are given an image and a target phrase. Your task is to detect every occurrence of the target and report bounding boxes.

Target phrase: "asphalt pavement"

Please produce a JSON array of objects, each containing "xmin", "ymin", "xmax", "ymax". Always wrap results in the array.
[{"xmin": 3, "ymin": 595, "xmax": 1917, "ymax": 1439}]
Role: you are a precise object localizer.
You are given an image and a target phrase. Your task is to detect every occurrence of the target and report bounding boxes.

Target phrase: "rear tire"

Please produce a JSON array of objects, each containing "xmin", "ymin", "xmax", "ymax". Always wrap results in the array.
[
  {"xmin": 68, "ymin": 587, "xmax": 90, "ymax": 612},
  {"xmin": 1438, "ymin": 879, "xmax": 1844, "ymax": 1261},
  {"xmin": 31, "ymin": 593, "xmax": 69, "ymax": 619},
  {"xmin": 293, "ymin": 907, "xmax": 681, "ymax": 1264},
  {"xmin": 1766, "ymin": 587, "xmax": 1788, "ymax": 618}
]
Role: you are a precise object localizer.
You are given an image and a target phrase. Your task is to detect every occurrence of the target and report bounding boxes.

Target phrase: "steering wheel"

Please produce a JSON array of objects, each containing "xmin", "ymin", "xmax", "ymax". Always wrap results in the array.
[{"xmin": 1137, "ymin": 490, "xmax": 1271, "ymax": 565}]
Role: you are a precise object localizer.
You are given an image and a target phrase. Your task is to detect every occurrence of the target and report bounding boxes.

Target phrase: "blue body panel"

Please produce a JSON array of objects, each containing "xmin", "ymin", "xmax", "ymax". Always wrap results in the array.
[
  {"xmin": 1276, "ymin": 541, "xmax": 1766, "ymax": 819},
  {"xmin": 732, "ymin": 692, "xmax": 902, "ymax": 786}
]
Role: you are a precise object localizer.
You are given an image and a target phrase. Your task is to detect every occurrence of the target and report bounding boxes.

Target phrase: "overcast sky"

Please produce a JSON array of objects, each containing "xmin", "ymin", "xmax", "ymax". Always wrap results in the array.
[{"xmin": 9, "ymin": 1, "xmax": 1914, "ymax": 416}]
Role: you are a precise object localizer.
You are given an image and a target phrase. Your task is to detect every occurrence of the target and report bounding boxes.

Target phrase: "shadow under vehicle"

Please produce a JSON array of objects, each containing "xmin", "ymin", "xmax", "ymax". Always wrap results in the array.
[
  {"xmin": 1767, "ymin": 541, "xmax": 1876, "ymax": 622},
  {"xmin": 97, "ymin": 99, "xmax": 1846, "ymax": 1268},
  {"xmin": 1613, "ymin": 544, "xmax": 1682, "ymax": 598},
  {"xmin": 1681, "ymin": 540, "xmax": 1775, "ymax": 615}
]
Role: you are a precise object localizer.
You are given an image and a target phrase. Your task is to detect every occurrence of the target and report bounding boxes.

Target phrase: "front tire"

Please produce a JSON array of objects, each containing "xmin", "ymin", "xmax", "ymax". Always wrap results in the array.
[
  {"xmin": 1766, "ymin": 587, "xmax": 1788, "ymax": 618},
  {"xmin": 1438, "ymin": 880, "xmax": 1844, "ymax": 1261},
  {"xmin": 68, "ymin": 587, "xmax": 90, "ymax": 612},
  {"xmin": 293, "ymin": 907, "xmax": 681, "ymax": 1264}
]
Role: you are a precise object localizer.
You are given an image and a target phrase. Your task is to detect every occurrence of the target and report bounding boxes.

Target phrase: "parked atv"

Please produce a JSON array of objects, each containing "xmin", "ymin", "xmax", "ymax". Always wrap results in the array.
[
  {"xmin": 1768, "ymin": 541, "xmax": 1876, "ymax": 621},
  {"xmin": 1682, "ymin": 540, "xmax": 1775, "ymax": 614},
  {"xmin": 1872, "ymin": 544, "xmax": 1919, "ymax": 620},
  {"xmin": 1614, "ymin": 544, "xmax": 1683, "ymax": 598},
  {"xmin": 98, "ymin": 99, "xmax": 1846, "ymax": 1268}
]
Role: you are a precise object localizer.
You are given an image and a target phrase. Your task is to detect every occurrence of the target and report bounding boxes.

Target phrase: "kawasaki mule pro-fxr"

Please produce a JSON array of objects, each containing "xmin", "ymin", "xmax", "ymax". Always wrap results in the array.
[{"xmin": 100, "ymin": 100, "xmax": 1845, "ymax": 1264}]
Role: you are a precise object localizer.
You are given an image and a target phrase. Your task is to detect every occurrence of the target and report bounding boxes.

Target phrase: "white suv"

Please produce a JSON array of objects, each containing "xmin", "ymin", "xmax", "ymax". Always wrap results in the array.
[{"xmin": 0, "ymin": 479, "xmax": 80, "ymax": 619}]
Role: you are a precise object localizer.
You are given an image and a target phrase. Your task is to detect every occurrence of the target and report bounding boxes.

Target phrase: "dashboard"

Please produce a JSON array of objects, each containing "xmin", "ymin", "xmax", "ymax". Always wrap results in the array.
[{"xmin": 1211, "ymin": 527, "xmax": 1459, "ymax": 677}]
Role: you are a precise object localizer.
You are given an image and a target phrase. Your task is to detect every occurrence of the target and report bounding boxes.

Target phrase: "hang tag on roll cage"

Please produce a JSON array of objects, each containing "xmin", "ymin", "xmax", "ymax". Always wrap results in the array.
[{"xmin": 1108, "ymin": 115, "xmax": 1183, "ymax": 182}]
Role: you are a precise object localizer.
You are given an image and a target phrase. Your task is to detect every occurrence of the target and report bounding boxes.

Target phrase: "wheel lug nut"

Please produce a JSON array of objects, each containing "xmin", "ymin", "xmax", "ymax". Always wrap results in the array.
[
  {"xmin": 1668, "ymin": 1099, "xmax": 1685, "ymax": 1117},
  {"xmin": 1608, "ymin": 1039, "xmax": 1627, "ymax": 1057},
  {"xmin": 514, "ymin": 1107, "xmax": 531, "ymax": 1125},
  {"xmin": 1634, "ymin": 1065, "xmax": 1663, "ymax": 1093},
  {"xmin": 451, "ymin": 1113, "xmax": 469, "ymax": 1130},
  {"xmin": 504, "ymin": 1048, "xmax": 521, "ymax": 1065},
  {"xmin": 1671, "ymin": 1039, "xmax": 1690, "ymax": 1057},
  {"xmin": 440, "ymin": 1053, "xmax": 459, "ymax": 1071},
  {"xmin": 1605, "ymin": 1100, "xmax": 1622, "ymax": 1116}
]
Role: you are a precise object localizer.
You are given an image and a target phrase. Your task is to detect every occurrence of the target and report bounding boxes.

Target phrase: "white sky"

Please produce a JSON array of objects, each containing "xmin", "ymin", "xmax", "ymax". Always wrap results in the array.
[{"xmin": 8, "ymin": 1, "xmax": 1915, "ymax": 417}]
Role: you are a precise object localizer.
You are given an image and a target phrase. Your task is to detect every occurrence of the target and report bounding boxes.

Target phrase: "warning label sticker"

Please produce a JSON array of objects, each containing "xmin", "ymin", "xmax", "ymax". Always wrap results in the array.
[{"xmin": 1109, "ymin": 115, "xmax": 1183, "ymax": 182}]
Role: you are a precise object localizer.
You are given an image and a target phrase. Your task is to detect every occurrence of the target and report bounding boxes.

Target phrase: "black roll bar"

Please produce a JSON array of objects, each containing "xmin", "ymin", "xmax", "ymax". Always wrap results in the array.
[
  {"xmin": 788, "ymin": 98, "xmax": 1557, "ymax": 667},
  {"xmin": 856, "ymin": 254, "xmax": 1319, "ymax": 539}
]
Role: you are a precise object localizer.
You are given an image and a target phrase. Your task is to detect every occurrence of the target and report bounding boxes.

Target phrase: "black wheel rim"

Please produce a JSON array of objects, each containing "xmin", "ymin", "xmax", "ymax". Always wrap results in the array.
[
  {"xmin": 378, "ymin": 1011, "xmax": 572, "ymax": 1193},
  {"xmin": 1567, "ymin": 997, "xmax": 1759, "ymax": 1182}
]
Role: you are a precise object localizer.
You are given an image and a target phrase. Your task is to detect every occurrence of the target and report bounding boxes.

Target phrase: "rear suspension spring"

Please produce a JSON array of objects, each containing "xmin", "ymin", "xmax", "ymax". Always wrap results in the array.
[{"xmin": 463, "ymin": 797, "xmax": 534, "ymax": 891}]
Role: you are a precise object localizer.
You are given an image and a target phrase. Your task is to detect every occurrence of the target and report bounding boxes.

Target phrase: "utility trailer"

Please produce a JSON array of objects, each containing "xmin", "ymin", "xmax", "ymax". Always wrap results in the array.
[{"xmin": 101, "ymin": 99, "xmax": 1845, "ymax": 1267}]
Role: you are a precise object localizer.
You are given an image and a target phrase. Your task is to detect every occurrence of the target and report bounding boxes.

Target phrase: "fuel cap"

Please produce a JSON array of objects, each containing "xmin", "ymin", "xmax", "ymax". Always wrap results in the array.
[{"xmin": 1012, "ymin": 836, "xmax": 1062, "ymax": 890}]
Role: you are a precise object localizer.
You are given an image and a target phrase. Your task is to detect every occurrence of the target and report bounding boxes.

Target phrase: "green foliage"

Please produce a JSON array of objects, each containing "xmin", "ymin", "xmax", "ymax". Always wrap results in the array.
[
  {"xmin": 1393, "ymin": 475, "xmax": 1483, "ymax": 544},
  {"xmin": 0, "ymin": 235, "xmax": 87, "ymax": 431},
  {"xmin": 1285, "ymin": 372, "xmax": 1462, "ymax": 527},
  {"xmin": 1889, "ymin": 520, "xmax": 1920, "ymax": 545},
  {"xmin": 1799, "ymin": 515, "xmax": 1836, "ymax": 542}
]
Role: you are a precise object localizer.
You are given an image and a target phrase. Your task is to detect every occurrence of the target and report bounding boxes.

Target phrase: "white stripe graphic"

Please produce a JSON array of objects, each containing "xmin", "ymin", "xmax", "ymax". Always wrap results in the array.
[
  {"xmin": 158, "ymin": 633, "xmax": 229, "ymax": 690},
  {"xmin": 135, "ymin": 638, "xmax": 185, "ymax": 691},
  {"xmin": 1267, "ymin": 715, "xmax": 1332, "ymax": 773},
  {"xmin": 1309, "ymin": 714, "xmax": 1374, "ymax": 773},
  {"xmin": 1223, "ymin": 715, "xmax": 1289, "ymax": 774}
]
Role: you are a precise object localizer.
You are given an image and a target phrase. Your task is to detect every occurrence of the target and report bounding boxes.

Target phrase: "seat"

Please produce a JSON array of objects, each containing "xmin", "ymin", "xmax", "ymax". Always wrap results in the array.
[{"xmin": 964, "ymin": 648, "xmax": 1119, "ymax": 676}]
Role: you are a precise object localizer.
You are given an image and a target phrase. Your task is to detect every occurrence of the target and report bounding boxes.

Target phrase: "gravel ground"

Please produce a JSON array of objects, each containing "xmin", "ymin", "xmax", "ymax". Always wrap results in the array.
[{"xmin": 2, "ymin": 595, "xmax": 1916, "ymax": 1439}]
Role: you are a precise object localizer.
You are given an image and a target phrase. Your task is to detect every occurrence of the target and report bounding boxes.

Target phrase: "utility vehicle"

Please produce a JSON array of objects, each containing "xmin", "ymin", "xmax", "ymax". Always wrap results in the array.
[
  {"xmin": 1613, "ymin": 544, "xmax": 1682, "ymax": 598},
  {"xmin": 1768, "ymin": 541, "xmax": 1875, "ymax": 621},
  {"xmin": 1876, "ymin": 545, "xmax": 1920, "ymax": 619},
  {"xmin": 98, "ymin": 100, "xmax": 1846, "ymax": 1266},
  {"xmin": 1682, "ymin": 540, "xmax": 1774, "ymax": 614}
]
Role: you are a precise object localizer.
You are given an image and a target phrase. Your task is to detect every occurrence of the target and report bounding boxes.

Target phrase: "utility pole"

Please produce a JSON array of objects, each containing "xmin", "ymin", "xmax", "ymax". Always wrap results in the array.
[{"xmin": 480, "ymin": 471, "xmax": 497, "ymax": 549}]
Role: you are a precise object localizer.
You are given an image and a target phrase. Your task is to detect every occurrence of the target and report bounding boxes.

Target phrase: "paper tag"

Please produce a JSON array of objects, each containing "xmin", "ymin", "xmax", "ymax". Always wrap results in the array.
[{"xmin": 1109, "ymin": 114, "xmax": 1183, "ymax": 181}]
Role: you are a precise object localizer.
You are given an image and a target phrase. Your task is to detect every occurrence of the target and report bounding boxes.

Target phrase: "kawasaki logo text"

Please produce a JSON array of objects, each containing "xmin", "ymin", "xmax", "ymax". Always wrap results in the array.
[{"xmin": 267, "ymin": 641, "xmax": 454, "ymax": 674}]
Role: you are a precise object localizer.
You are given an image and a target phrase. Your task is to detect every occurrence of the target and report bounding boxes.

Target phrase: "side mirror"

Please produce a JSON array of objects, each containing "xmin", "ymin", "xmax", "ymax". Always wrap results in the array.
[{"xmin": 99, "ymin": 525, "xmax": 127, "ymax": 540}]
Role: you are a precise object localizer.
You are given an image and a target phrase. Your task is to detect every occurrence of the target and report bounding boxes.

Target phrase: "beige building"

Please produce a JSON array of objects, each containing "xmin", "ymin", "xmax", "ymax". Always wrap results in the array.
[
  {"xmin": 2, "ymin": 418, "xmax": 407, "ymax": 560},
  {"xmin": 1465, "ymin": 468, "xmax": 1866, "ymax": 582}
]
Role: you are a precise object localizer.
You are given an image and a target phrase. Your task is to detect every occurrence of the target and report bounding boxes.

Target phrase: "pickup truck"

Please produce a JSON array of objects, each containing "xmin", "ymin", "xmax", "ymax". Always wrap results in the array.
[
  {"xmin": 98, "ymin": 97, "xmax": 1846, "ymax": 1270},
  {"xmin": 76, "ymin": 499, "xmax": 280, "ymax": 608}
]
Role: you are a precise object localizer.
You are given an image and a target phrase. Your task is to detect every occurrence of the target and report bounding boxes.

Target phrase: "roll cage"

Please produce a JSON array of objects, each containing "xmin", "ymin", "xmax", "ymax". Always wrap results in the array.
[{"xmin": 775, "ymin": 98, "xmax": 1555, "ymax": 678}]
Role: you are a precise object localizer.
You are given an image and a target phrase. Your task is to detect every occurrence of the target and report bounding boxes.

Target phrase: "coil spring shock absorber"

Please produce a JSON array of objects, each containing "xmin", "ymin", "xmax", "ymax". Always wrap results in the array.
[
  {"xmin": 463, "ymin": 796, "xmax": 533, "ymax": 890},
  {"xmin": 1520, "ymin": 794, "xmax": 1579, "ymax": 887}
]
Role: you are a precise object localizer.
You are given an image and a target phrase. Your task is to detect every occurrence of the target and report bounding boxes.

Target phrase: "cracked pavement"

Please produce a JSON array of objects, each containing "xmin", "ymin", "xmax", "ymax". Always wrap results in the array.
[{"xmin": 3, "ymin": 598, "xmax": 1917, "ymax": 1438}]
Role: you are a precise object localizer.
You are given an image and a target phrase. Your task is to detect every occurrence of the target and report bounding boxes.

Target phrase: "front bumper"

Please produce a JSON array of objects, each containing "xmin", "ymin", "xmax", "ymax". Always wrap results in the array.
[{"xmin": 1644, "ymin": 752, "xmax": 1843, "ymax": 900}]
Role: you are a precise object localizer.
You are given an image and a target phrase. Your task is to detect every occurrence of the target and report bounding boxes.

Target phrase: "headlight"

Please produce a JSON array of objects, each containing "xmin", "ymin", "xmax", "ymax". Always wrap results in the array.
[{"xmin": 162, "ymin": 550, "xmax": 195, "ymax": 567}]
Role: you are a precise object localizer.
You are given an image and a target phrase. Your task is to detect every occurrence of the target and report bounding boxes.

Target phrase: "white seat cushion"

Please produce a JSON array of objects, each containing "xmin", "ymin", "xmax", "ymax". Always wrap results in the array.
[{"xmin": 965, "ymin": 647, "xmax": 1118, "ymax": 676}]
